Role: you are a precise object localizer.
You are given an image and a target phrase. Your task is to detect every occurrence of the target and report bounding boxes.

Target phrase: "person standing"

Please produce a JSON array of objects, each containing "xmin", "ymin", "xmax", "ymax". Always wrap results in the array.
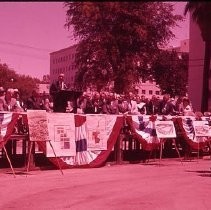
[{"xmin": 50, "ymin": 73, "xmax": 68, "ymax": 112}]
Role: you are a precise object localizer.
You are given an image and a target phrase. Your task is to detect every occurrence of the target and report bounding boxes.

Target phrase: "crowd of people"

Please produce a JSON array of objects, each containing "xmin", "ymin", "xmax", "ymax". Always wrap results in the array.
[
  {"xmin": 0, "ymin": 83, "xmax": 197, "ymax": 117},
  {"xmin": 0, "ymin": 86, "xmax": 54, "ymax": 113},
  {"xmin": 75, "ymin": 91, "xmax": 195, "ymax": 116},
  {"xmin": 0, "ymin": 72, "xmax": 198, "ymax": 117},
  {"xmin": 47, "ymin": 73, "xmax": 197, "ymax": 116}
]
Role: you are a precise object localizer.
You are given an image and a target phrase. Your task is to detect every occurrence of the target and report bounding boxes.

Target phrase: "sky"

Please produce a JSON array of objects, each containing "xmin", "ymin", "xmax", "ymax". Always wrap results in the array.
[{"xmin": 0, "ymin": 2, "xmax": 189, "ymax": 80}]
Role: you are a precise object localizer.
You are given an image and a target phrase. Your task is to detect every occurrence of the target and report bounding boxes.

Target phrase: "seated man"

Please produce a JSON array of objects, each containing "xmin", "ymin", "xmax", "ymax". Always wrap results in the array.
[
  {"xmin": 158, "ymin": 94, "xmax": 176, "ymax": 116},
  {"xmin": 0, "ymin": 88, "xmax": 24, "ymax": 112},
  {"xmin": 26, "ymin": 90, "xmax": 43, "ymax": 110}
]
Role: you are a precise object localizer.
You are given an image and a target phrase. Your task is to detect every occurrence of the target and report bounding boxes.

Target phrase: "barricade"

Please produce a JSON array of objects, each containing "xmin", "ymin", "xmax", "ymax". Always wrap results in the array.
[{"xmin": 1, "ymin": 112, "xmax": 211, "ymax": 170}]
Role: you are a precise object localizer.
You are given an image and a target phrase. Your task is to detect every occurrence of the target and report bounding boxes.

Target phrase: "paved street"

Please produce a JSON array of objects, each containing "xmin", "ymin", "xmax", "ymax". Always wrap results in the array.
[{"xmin": 1, "ymin": 158, "xmax": 211, "ymax": 210}]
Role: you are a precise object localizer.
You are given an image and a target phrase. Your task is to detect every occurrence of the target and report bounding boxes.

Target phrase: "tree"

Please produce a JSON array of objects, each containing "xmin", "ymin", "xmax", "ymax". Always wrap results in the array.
[
  {"xmin": 184, "ymin": 2, "xmax": 211, "ymax": 112},
  {"xmin": 151, "ymin": 50, "xmax": 189, "ymax": 97},
  {"xmin": 65, "ymin": 2, "xmax": 183, "ymax": 93},
  {"xmin": 0, "ymin": 62, "xmax": 40, "ymax": 101}
]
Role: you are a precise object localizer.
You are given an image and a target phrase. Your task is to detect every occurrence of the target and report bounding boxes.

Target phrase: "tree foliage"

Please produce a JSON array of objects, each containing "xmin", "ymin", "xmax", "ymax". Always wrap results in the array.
[
  {"xmin": 151, "ymin": 50, "xmax": 189, "ymax": 97},
  {"xmin": 0, "ymin": 63, "xmax": 40, "ymax": 101},
  {"xmin": 64, "ymin": 2, "xmax": 183, "ymax": 93}
]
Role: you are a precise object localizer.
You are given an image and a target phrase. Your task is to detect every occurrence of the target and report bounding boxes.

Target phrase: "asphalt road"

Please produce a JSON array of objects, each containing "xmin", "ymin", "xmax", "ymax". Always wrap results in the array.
[{"xmin": 1, "ymin": 158, "xmax": 211, "ymax": 210}]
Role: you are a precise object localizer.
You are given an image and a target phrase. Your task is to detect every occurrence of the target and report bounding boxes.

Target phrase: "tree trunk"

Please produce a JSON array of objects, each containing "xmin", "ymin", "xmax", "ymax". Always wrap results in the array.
[
  {"xmin": 201, "ymin": 41, "xmax": 211, "ymax": 113},
  {"xmin": 114, "ymin": 77, "xmax": 124, "ymax": 94}
]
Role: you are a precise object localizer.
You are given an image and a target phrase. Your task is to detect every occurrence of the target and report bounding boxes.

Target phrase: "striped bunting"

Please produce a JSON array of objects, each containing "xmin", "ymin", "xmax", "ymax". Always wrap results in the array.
[
  {"xmin": 0, "ymin": 112, "xmax": 19, "ymax": 148},
  {"xmin": 181, "ymin": 116, "xmax": 208, "ymax": 143},
  {"xmin": 132, "ymin": 115, "xmax": 159, "ymax": 144}
]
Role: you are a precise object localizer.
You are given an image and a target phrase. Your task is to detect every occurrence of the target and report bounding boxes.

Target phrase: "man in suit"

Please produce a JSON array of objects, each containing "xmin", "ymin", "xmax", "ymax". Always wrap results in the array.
[
  {"xmin": 158, "ymin": 94, "xmax": 176, "ymax": 116},
  {"xmin": 26, "ymin": 90, "xmax": 43, "ymax": 110},
  {"xmin": 146, "ymin": 95, "xmax": 160, "ymax": 115},
  {"xmin": 50, "ymin": 73, "xmax": 68, "ymax": 112}
]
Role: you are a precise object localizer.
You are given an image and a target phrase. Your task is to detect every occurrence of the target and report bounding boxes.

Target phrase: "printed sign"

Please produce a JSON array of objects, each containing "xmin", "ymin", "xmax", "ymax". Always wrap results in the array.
[
  {"xmin": 155, "ymin": 120, "xmax": 176, "ymax": 138},
  {"xmin": 47, "ymin": 113, "xmax": 76, "ymax": 157},
  {"xmin": 193, "ymin": 120, "xmax": 211, "ymax": 137},
  {"xmin": 27, "ymin": 110, "xmax": 49, "ymax": 142},
  {"xmin": 86, "ymin": 114, "xmax": 117, "ymax": 150}
]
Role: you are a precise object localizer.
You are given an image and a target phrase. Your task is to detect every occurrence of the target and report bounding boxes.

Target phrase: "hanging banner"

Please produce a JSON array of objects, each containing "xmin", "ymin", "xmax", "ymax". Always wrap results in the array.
[
  {"xmin": 154, "ymin": 120, "xmax": 176, "ymax": 138},
  {"xmin": 47, "ymin": 113, "xmax": 76, "ymax": 157}
]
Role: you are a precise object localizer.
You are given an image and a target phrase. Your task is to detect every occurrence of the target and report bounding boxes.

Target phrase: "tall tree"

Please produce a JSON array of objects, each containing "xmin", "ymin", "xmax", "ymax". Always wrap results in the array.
[
  {"xmin": 151, "ymin": 50, "xmax": 189, "ymax": 97},
  {"xmin": 65, "ymin": 2, "xmax": 182, "ymax": 93},
  {"xmin": 184, "ymin": 2, "xmax": 211, "ymax": 112},
  {"xmin": 0, "ymin": 62, "xmax": 40, "ymax": 101}
]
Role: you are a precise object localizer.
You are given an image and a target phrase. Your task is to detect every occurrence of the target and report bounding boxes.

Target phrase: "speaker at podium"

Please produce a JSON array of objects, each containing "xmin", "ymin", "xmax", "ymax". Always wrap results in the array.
[{"xmin": 53, "ymin": 90, "xmax": 83, "ymax": 113}]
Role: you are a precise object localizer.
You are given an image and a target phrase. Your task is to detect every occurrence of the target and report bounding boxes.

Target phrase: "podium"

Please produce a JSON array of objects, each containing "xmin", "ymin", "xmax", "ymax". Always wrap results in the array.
[{"xmin": 53, "ymin": 90, "xmax": 83, "ymax": 113}]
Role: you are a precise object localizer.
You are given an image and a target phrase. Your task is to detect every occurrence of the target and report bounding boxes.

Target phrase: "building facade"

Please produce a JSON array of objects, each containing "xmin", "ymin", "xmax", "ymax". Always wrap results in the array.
[
  {"xmin": 135, "ymin": 80, "xmax": 162, "ymax": 99},
  {"xmin": 167, "ymin": 38, "xmax": 189, "ymax": 53},
  {"xmin": 50, "ymin": 45, "xmax": 77, "ymax": 88},
  {"xmin": 188, "ymin": 18, "xmax": 206, "ymax": 112},
  {"xmin": 49, "ymin": 41, "xmax": 188, "ymax": 99},
  {"xmin": 37, "ymin": 83, "xmax": 50, "ymax": 95}
]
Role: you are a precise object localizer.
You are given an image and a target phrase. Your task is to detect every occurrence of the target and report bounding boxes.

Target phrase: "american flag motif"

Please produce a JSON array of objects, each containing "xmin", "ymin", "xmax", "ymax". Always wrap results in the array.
[
  {"xmin": 181, "ymin": 116, "xmax": 208, "ymax": 143},
  {"xmin": 0, "ymin": 112, "xmax": 19, "ymax": 148},
  {"xmin": 132, "ymin": 115, "xmax": 159, "ymax": 144}
]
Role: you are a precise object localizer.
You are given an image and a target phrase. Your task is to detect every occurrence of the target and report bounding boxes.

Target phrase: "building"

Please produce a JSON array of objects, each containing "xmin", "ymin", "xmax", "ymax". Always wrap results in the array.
[
  {"xmin": 167, "ymin": 39, "xmax": 189, "ymax": 53},
  {"xmin": 50, "ymin": 44, "xmax": 77, "ymax": 88},
  {"xmin": 50, "ymin": 44, "xmax": 162, "ymax": 97},
  {"xmin": 180, "ymin": 39, "xmax": 189, "ymax": 53},
  {"xmin": 49, "ymin": 40, "xmax": 188, "ymax": 99},
  {"xmin": 37, "ymin": 83, "xmax": 50, "ymax": 96},
  {"xmin": 188, "ymin": 18, "xmax": 206, "ymax": 112},
  {"xmin": 135, "ymin": 80, "xmax": 162, "ymax": 99}
]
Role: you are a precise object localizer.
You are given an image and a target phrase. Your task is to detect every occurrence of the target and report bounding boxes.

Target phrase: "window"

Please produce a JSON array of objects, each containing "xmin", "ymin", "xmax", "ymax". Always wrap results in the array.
[
  {"xmin": 142, "ymin": 90, "xmax": 146, "ymax": 94},
  {"xmin": 155, "ymin": 91, "xmax": 160, "ymax": 95},
  {"xmin": 149, "ymin": 90, "xmax": 153, "ymax": 95}
]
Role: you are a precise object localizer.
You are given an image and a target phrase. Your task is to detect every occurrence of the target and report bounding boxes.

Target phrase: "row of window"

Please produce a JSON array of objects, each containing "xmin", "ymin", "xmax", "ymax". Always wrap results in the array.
[
  {"xmin": 52, "ymin": 54, "xmax": 75, "ymax": 64},
  {"xmin": 52, "ymin": 65, "xmax": 77, "ymax": 75},
  {"xmin": 141, "ymin": 90, "xmax": 160, "ymax": 95}
]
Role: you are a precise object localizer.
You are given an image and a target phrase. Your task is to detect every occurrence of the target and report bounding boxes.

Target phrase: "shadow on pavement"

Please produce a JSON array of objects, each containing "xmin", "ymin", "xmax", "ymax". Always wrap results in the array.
[{"xmin": 185, "ymin": 169, "xmax": 211, "ymax": 177}]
